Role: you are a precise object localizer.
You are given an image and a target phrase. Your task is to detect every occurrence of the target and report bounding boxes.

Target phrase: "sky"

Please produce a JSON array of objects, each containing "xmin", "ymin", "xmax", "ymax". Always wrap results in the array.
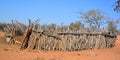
[{"xmin": 0, "ymin": 0, "xmax": 119, "ymax": 26}]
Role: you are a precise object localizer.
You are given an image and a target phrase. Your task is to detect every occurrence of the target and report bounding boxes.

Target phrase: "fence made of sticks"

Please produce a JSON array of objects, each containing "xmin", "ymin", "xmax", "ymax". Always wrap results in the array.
[
  {"xmin": 3, "ymin": 20, "xmax": 117, "ymax": 51},
  {"xmin": 57, "ymin": 32, "xmax": 116, "ymax": 51},
  {"xmin": 32, "ymin": 32, "xmax": 116, "ymax": 51},
  {"xmin": 20, "ymin": 22, "xmax": 117, "ymax": 51}
]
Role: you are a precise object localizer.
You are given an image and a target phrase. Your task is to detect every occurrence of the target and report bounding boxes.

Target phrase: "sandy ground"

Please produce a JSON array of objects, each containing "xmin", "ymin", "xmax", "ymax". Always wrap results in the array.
[{"xmin": 0, "ymin": 31, "xmax": 120, "ymax": 60}]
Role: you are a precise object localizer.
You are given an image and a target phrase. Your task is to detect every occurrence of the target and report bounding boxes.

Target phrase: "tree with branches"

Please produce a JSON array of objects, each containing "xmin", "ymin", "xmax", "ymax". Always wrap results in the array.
[
  {"xmin": 114, "ymin": 0, "xmax": 120, "ymax": 12},
  {"xmin": 107, "ymin": 20, "xmax": 117, "ymax": 34},
  {"xmin": 79, "ymin": 9, "xmax": 106, "ymax": 29}
]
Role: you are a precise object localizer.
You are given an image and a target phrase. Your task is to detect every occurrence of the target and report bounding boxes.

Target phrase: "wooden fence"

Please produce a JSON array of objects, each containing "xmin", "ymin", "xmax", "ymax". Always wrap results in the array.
[
  {"xmin": 20, "ymin": 30, "xmax": 116, "ymax": 51},
  {"xmin": 20, "ymin": 22, "xmax": 117, "ymax": 51},
  {"xmin": 33, "ymin": 32, "xmax": 116, "ymax": 51}
]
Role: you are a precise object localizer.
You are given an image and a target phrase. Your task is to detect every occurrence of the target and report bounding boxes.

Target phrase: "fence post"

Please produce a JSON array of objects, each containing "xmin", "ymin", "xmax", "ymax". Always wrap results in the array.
[{"xmin": 61, "ymin": 35, "xmax": 65, "ymax": 51}]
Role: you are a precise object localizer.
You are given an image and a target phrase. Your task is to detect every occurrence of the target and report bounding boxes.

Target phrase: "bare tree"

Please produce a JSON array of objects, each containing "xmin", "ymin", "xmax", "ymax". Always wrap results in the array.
[
  {"xmin": 114, "ymin": 0, "xmax": 120, "ymax": 12},
  {"xmin": 79, "ymin": 9, "xmax": 106, "ymax": 29}
]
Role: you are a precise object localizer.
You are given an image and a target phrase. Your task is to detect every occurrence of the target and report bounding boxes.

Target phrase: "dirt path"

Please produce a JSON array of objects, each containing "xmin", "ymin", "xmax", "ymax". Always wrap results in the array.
[{"xmin": 0, "ymin": 31, "xmax": 120, "ymax": 60}]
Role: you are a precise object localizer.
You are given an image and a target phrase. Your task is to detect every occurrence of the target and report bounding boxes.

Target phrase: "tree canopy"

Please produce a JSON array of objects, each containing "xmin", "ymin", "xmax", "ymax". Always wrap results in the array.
[{"xmin": 79, "ymin": 9, "xmax": 106, "ymax": 29}]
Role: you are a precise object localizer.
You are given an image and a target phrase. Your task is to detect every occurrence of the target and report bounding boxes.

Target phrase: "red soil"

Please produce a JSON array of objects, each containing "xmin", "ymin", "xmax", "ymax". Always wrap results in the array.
[{"xmin": 0, "ymin": 31, "xmax": 120, "ymax": 60}]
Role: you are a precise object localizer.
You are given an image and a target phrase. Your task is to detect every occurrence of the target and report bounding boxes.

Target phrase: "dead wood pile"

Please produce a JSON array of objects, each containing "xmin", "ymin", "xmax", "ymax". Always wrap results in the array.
[{"xmin": 4, "ymin": 20, "xmax": 25, "ymax": 45}]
